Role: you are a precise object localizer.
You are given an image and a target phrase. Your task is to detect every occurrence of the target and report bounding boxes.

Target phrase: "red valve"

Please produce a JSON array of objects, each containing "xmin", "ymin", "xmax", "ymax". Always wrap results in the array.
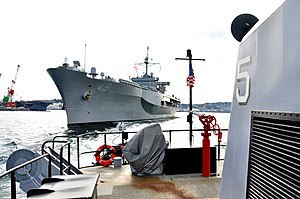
[
  {"xmin": 199, "ymin": 114, "xmax": 222, "ymax": 143},
  {"xmin": 199, "ymin": 114, "xmax": 222, "ymax": 177}
]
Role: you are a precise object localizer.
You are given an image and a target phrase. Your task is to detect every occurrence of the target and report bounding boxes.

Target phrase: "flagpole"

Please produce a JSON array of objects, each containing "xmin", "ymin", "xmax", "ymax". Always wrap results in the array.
[
  {"xmin": 176, "ymin": 49, "xmax": 205, "ymax": 146},
  {"xmin": 188, "ymin": 50, "xmax": 193, "ymax": 146}
]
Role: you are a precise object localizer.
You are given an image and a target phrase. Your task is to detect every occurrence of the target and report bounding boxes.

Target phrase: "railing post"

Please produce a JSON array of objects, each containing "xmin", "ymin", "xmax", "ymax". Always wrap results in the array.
[
  {"xmin": 68, "ymin": 142, "xmax": 71, "ymax": 174},
  {"xmin": 122, "ymin": 131, "xmax": 128, "ymax": 145},
  {"xmin": 218, "ymin": 142, "xmax": 221, "ymax": 161},
  {"xmin": 60, "ymin": 147, "xmax": 63, "ymax": 175},
  {"xmin": 11, "ymin": 171, "xmax": 16, "ymax": 199},
  {"xmin": 48, "ymin": 154, "xmax": 52, "ymax": 178},
  {"xmin": 169, "ymin": 130, "xmax": 172, "ymax": 146},
  {"xmin": 77, "ymin": 137, "xmax": 80, "ymax": 169}
]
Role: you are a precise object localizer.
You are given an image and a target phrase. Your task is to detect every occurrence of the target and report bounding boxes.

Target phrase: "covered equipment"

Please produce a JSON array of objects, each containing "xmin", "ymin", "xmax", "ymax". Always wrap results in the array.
[{"xmin": 122, "ymin": 124, "xmax": 167, "ymax": 176}]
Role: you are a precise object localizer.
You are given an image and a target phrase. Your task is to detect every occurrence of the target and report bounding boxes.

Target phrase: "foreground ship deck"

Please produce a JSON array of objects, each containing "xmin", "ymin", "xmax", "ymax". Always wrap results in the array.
[
  {"xmin": 1, "ymin": 126, "xmax": 226, "ymax": 199},
  {"xmin": 81, "ymin": 163, "xmax": 223, "ymax": 199}
]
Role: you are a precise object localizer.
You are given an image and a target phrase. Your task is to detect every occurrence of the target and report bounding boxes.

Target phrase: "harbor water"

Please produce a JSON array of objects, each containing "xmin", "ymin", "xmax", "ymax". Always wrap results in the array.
[{"xmin": 0, "ymin": 110, "xmax": 230, "ymax": 199}]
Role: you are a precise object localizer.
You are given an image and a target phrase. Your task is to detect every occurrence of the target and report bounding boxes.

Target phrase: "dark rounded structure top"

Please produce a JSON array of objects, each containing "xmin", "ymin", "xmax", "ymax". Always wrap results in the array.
[{"xmin": 231, "ymin": 14, "xmax": 259, "ymax": 42}]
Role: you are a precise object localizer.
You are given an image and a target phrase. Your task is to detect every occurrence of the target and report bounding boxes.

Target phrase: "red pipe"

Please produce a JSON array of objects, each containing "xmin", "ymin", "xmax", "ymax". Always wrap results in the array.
[{"xmin": 201, "ymin": 131, "xmax": 211, "ymax": 177}]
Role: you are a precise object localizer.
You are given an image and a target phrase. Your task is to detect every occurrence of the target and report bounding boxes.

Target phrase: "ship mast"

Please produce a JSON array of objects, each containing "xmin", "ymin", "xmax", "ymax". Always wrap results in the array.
[
  {"xmin": 144, "ymin": 46, "xmax": 150, "ymax": 76},
  {"xmin": 135, "ymin": 46, "xmax": 160, "ymax": 77}
]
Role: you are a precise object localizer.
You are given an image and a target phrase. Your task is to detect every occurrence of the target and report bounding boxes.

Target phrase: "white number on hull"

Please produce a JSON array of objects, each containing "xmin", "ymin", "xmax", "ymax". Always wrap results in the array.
[
  {"xmin": 236, "ymin": 56, "xmax": 251, "ymax": 104},
  {"xmin": 97, "ymin": 83, "xmax": 112, "ymax": 92}
]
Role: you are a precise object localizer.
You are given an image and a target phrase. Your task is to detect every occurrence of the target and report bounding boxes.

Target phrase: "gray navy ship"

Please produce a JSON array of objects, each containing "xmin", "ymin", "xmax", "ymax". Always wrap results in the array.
[{"xmin": 47, "ymin": 47, "xmax": 180, "ymax": 128}]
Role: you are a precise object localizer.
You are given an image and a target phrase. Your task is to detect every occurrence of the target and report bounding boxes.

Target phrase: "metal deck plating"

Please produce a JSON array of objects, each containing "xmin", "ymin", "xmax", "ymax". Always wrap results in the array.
[{"xmin": 81, "ymin": 162, "xmax": 223, "ymax": 199}]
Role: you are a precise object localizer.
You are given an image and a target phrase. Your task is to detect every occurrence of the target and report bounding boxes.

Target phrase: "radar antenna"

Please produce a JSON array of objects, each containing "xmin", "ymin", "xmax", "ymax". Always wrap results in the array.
[{"xmin": 135, "ymin": 46, "xmax": 160, "ymax": 77}]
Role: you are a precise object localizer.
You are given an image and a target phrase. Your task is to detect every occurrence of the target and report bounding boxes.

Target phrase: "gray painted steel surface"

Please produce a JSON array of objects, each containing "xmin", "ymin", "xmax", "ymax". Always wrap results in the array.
[{"xmin": 220, "ymin": 0, "xmax": 300, "ymax": 198}]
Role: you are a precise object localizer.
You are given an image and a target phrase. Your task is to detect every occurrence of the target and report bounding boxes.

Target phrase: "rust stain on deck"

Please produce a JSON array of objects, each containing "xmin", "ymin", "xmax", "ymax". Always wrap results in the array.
[{"xmin": 133, "ymin": 180, "xmax": 194, "ymax": 199}]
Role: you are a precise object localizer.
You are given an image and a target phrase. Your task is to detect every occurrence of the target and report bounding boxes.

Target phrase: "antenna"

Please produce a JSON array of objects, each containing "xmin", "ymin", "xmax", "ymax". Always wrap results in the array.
[
  {"xmin": 144, "ymin": 46, "xmax": 150, "ymax": 75},
  {"xmin": 84, "ymin": 44, "xmax": 87, "ymax": 72},
  {"xmin": 135, "ymin": 46, "xmax": 160, "ymax": 77}
]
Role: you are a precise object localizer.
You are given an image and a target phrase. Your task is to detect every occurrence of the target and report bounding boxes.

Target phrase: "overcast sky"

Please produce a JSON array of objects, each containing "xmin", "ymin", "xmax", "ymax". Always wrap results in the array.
[{"xmin": 0, "ymin": 0, "xmax": 285, "ymax": 104}]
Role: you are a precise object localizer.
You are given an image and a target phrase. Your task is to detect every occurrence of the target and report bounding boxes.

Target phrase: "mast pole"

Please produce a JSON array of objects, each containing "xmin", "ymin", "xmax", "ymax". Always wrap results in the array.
[
  {"xmin": 144, "ymin": 46, "xmax": 149, "ymax": 76},
  {"xmin": 135, "ymin": 46, "xmax": 160, "ymax": 77},
  {"xmin": 176, "ymin": 49, "xmax": 205, "ymax": 147}
]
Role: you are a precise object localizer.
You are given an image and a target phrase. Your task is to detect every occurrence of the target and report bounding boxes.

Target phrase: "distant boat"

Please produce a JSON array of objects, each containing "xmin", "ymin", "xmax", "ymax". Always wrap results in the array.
[
  {"xmin": 22, "ymin": 100, "xmax": 54, "ymax": 111},
  {"xmin": 46, "ymin": 102, "xmax": 64, "ymax": 110},
  {"xmin": 14, "ymin": 100, "xmax": 56, "ymax": 111},
  {"xmin": 0, "ymin": 100, "xmax": 60, "ymax": 111},
  {"xmin": 47, "ymin": 47, "xmax": 180, "ymax": 127}
]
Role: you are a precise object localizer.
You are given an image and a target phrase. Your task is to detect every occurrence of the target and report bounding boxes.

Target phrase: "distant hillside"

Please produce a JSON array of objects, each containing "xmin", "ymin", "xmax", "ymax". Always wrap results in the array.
[{"xmin": 179, "ymin": 102, "xmax": 231, "ymax": 113}]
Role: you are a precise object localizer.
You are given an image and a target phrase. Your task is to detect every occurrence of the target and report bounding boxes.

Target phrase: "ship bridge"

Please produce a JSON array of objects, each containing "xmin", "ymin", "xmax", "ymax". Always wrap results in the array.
[{"xmin": 131, "ymin": 75, "xmax": 170, "ymax": 94}]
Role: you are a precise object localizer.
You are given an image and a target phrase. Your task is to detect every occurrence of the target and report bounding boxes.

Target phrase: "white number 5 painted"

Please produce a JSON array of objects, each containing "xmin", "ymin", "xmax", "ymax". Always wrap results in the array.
[{"xmin": 236, "ymin": 56, "xmax": 251, "ymax": 104}]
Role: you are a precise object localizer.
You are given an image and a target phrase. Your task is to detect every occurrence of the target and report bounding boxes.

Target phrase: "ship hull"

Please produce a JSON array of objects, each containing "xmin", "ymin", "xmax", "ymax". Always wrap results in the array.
[{"xmin": 47, "ymin": 67, "xmax": 178, "ymax": 126}]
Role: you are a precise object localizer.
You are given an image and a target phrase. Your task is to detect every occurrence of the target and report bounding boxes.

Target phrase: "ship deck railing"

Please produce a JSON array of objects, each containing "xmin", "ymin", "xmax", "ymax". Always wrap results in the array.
[
  {"xmin": 0, "ymin": 128, "xmax": 228, "ymax": 199},
  {"xmin": 119, "ymin": 78, "xmax": 162, "ymax": 92},
  {"xmin": 0, "ymin": 154, "xmax": 53, "ymax": 199},
  {"xmin": 50, "ymin": 128, "xmax": 228, "ymax": 170},
  {"xmin": 119, "ymin": 78, "xmax": 141, "ymax": 88},
  {"xmin": 0, "ymin": 139, "xmax": 79, "ymax": 199}
]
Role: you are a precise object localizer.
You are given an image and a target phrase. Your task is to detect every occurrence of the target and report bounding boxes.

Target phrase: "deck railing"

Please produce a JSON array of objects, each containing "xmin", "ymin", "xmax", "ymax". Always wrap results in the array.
[
  {"xmin": 0, "ymin": 140, "xmax": 73, "ymax": 199},
  {"xmin": 0, "ymin": 154, "xmax": 52, "ymax": 199},
  {"xmin": 41, "ymin": 140, "xmax": 72, "ymax": 175},
  {"xmin": 52, "ymin": 128, "xmax": 228, "ymax": 169},
  {"xmin": 0, "ymin": 128, "xmax": 228, "ymax": 198}
]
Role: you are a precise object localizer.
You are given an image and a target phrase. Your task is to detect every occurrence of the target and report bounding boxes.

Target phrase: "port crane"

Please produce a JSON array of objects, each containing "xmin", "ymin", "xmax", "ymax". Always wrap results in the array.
[{"xmin": 5, "ymin": 65, "xmax": 20, "ymax": 108}]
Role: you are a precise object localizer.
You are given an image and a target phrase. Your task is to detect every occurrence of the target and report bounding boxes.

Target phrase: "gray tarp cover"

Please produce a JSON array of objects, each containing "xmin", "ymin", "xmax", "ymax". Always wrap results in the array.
[{"xmin": 122, "ymin": 123, "xmax": 167, "ymax": 176}]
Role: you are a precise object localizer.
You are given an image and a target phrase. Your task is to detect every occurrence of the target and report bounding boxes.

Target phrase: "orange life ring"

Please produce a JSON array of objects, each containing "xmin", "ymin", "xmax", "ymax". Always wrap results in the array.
[{"xmin": 94, "ymin": 144, "xmax": 117, "ymax": 167}]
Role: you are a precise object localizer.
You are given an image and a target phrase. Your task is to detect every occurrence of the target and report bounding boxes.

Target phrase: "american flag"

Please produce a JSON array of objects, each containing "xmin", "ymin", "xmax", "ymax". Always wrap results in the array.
[{"xmin": 187, "ymin": 63, "xmax": 195, "ymax": 87}]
